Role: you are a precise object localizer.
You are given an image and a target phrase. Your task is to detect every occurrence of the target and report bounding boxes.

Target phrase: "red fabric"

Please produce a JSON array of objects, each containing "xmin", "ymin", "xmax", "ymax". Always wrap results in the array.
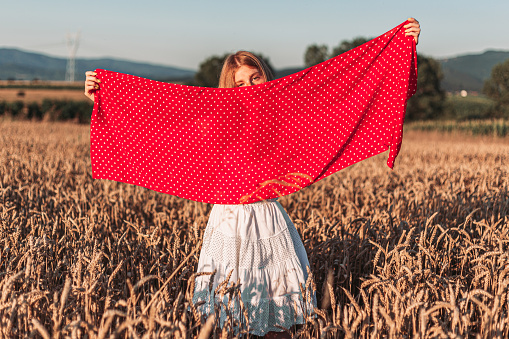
[{"xmin": 91, "ymin": 21, "xmax": 417, "ymax": 204}]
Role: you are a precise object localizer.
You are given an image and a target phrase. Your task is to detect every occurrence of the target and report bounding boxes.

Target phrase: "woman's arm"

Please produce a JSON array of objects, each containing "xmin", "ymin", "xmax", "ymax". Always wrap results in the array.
[
  {"xmin": 404, "ymin": 18, "xmax": 421, "ymax": 44},
  {"xmin": 84, "ymin": 71, "xmax": 101, "ymax": 102}
]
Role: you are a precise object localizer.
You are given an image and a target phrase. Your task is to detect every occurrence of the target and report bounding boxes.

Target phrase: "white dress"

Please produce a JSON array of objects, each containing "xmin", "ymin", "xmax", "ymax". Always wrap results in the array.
[{"xmin": 192, "ymin": 198, "xmax": 316, "ymax": 336}]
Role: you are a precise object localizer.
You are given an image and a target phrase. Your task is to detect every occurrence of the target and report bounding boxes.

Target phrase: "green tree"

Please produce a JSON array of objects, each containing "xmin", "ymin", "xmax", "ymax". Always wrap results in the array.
[
  {"xmin": 483, "ymin": 58, "xmax": 509, "ymax": 118},
  {"xmin": 0, "ymin": 101, "xmax": 6, "ymax": 116},
  {"xmin": 406, "ymin": 55, "xmax": 445, "ymax": 120},
  {"xmin": 326, "ymin": 37, "xmax": 445, "ymax": 121},
  {"xmin": 7, "ymin": 101, "xmax": 24, "ymax": 117},
  {"xmin": 27, "ymin": 102, "xmax": 43, "ymax": 120},
  {"xmin": 194, "ymin": 54, "xmax": 229, "ymax": 87},
  {"xmin": 331, "ymin": 37, "xmax": 370, "ymax": 56},
  {"xmin": 194, "ymin": 52, "xmax": 275, "ymax": 87},
  {"xmin": 304, "ymin": 44, "xmax": 328, "ymax": 67}
]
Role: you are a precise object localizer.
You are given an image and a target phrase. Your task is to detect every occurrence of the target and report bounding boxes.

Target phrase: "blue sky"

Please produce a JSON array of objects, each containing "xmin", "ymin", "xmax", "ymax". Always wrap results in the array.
[{"xmin": 2, "ymin": 0, "xmax": 508, "ymax": 70}]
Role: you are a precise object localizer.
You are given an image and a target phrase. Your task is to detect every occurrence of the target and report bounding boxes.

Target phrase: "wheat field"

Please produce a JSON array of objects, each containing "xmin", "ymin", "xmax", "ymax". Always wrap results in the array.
[
  {"xmin": 0, "ymin": 121, "xmax": 508, "ymax": 338},
  {"xmin": 0, "ymin": 88, "xmax": 86, "ymax": 103}
]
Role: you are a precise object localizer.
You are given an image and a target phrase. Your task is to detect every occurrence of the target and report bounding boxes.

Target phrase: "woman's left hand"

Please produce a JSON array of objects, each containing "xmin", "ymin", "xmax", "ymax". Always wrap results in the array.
[
  {"xmin": 404, "ymin": 18, "xmax": 421, "ymax": 45},
  {"xmin": 84, "ymin": 71, "xmax": 100, "ymax": 102}
]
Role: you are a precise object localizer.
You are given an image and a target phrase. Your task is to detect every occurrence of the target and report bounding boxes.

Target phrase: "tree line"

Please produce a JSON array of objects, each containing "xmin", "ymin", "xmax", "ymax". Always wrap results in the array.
[
  {"xmin": 192, "ymin": 38, "xmax": 509, "ymax": 121},
  {"xmin": 1, "ymin": 43, "xmax": 507, "ymax": 123},
  {"xmin": 0, "ymin": 99, "xmax": 92, "ymax": 123}
]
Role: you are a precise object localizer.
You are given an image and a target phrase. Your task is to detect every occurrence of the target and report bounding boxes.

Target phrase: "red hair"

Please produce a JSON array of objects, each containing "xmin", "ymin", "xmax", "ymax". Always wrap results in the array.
[{"xmin": 218, "ymin": 51, "xmax": 274, "ymax": 88}]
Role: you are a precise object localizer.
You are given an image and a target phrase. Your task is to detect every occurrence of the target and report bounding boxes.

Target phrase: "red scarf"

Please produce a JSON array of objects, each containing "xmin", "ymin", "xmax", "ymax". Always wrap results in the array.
[{"xmin": 91, "ymin": 21, "xmax": 417, "ymax": 204}]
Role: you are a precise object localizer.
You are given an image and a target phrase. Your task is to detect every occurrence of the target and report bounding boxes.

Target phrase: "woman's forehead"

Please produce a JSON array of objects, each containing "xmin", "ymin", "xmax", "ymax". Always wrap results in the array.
[{"xmin": 235, "ymin": 65, "xmax": 260, "ymax": 78}]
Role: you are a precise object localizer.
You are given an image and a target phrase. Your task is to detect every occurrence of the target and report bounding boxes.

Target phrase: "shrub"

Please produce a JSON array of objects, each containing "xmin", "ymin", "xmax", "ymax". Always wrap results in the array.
[
  {"xmin": 27, "ymin": 102, "xmax": 43, "ymax": 120},
  {"xmin": 40, "ymin": 99, "xmax": 93, "ymax": 123},
  {"xmin": 7, "ymin": 101, "xmax": 24, "ymax": 117},
  {"xmin": 0, "ymin": 101, "xmax": 6, "ymax": 116}
]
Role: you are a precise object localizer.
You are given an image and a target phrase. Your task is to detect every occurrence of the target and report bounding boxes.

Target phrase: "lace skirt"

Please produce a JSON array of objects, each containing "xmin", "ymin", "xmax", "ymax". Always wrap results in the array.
[{"xmin": 192, "ymin": 199, "xmax": 315, "ymax": 336}]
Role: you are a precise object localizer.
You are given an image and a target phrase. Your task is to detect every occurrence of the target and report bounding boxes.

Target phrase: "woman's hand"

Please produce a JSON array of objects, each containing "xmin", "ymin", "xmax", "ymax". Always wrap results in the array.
[
  {"xmin": 404, "ymin": 18, "xmax": 421, "ymax": 45},
  {"xmin": 84, "ymin": 71, "xmax": 101, "ymax": 102}
]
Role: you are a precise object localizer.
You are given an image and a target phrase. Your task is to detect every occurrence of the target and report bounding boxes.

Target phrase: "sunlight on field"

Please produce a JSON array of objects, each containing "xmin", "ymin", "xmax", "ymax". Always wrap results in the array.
[
  {"xmin": 0, "ymin": 88, "xmax": 87, "ymax": 103},
  {"xmin": 0, "ymin": 121, "xmax": 508, "ymax": 337}
]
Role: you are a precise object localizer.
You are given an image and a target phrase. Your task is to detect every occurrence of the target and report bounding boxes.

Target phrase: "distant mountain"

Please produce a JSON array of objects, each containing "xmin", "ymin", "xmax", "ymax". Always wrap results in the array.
[
  {"xmin": 275, "ymin": 67, "xmax": 305, "ymax": 78},
  {"xmin": 277, "ymin": 51, "xmax": 509, "ymax": 93},
  {"xmin": 0, "ymin": 48, "xmax": 195, "ymax": 81},
  {"xmin": 439, "ymin": 50, "xmax": 509, "ymax": 92},
  {"xmin": 2, "ymin": 47, "xmax": 508, "ymax": 92}
]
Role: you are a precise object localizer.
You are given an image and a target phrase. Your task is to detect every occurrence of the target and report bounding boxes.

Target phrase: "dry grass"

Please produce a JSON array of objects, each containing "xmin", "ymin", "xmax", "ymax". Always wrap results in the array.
[
  {"xmin": 0, "ymin": 121, "xmax": 508, "ymax": 338},
  {"xmin": 0, "ymin": 88, "xmax": 87, "ymax": 103}
]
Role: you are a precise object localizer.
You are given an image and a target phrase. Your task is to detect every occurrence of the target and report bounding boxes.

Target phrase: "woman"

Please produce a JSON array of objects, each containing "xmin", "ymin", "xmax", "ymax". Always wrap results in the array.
[
  {"xmin": 84, "ymin": 18, "xmax": 421, "ymax": 338},
  {"xmin": 192, "ymin": 50, "xmax": 315, "ymax": 337}
]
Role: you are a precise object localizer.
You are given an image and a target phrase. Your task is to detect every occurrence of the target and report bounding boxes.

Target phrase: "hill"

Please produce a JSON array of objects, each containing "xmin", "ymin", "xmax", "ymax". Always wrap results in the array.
[
  {"xmin": 439, "ymin": 50, "xmax": 509, "ymax": 92},
  {"xmin": 0, "ymin": 48, "xmax": 195, "ymax": 82},
  {"xmin": 2, "ymin": 47, "xmax": 509, "ymax": 92},
  {"xmin": 275, "ymin": 67, "xmax": 305, "ymax": 78}
]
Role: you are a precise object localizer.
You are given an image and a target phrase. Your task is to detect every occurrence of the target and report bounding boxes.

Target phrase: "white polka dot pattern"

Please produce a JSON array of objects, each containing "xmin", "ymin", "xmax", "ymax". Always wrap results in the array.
[{"xmin": 90, "ymin": 21, "xmax": 417, "ymax": 204}]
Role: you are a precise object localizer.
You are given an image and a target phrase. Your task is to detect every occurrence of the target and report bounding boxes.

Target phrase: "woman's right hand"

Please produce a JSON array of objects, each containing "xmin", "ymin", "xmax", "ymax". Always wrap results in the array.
[{"xmin": 84, "ymin": 71, "xmax": 101, "ymax": 102}]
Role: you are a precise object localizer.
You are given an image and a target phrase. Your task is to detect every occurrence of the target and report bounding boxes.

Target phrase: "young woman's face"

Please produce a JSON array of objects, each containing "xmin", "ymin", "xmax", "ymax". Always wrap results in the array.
[{"xmin": 234, "ymin": 65, "xmax": 265, "ymax": 87}]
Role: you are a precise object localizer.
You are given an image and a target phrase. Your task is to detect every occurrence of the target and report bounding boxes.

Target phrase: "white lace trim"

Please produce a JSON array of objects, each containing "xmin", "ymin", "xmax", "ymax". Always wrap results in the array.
[
  {"xmin": 202, "ymin": 223, "xmax": 302, "ymax": 269},
  {"xmin": 193, "ymin": 287, "xmax": 315, "ymax": 336},
  {"xmin": 192, "ymin": 255, "xmax": 316, "ymax": 336}
]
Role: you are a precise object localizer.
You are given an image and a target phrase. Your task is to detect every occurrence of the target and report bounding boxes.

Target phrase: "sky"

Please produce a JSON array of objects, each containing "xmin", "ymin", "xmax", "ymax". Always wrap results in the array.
[{"xmin": 2, "ymin": 0, "xmax": 508, "ymax": 71}]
